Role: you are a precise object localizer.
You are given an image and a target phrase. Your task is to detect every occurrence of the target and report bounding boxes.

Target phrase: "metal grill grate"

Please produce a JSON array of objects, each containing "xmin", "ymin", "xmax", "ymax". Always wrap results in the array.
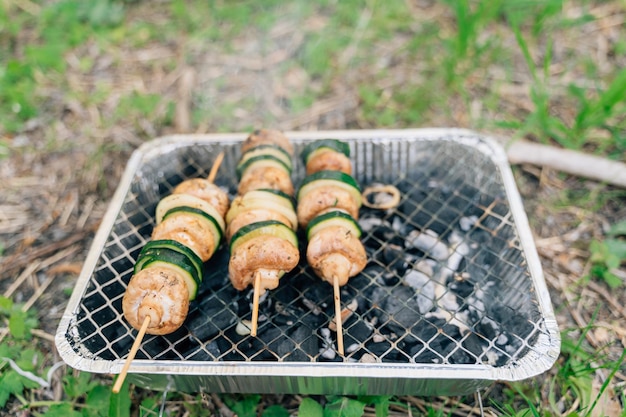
[{"xmin": 57, "ymin": 130, "xmax": 559, "ymax": 395}]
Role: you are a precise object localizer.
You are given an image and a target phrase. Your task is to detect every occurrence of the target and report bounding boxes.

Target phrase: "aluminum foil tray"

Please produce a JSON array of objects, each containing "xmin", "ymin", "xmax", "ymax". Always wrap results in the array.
[{"xmin": 55, "ymin": 129, "xmax": 560, "ymax": 396}]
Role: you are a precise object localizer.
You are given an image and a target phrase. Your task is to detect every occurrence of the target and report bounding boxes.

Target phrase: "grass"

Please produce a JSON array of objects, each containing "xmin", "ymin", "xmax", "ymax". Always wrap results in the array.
[{"xmin": 1, "ymin": 0, "xmax": 625, "ymax": 415}]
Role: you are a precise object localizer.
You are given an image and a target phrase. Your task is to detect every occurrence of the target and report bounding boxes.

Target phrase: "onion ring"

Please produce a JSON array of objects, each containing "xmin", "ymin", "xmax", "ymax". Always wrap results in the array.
[{"xmin": 361, "ymin": 184, "xmax": 401, "ymax": 209}]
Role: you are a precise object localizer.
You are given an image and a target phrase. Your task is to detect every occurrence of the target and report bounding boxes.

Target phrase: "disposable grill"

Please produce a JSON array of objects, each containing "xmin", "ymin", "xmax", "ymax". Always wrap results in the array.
[{"xmin": 55, "ymin": 129, "xmax": 560, "ymax": 395}]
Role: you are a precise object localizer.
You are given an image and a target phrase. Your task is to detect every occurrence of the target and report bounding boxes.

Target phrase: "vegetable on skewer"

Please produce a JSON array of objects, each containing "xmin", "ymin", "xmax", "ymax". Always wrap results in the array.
[
  {"xmin": 113, "ymin": 153, "xmax": 227, "ymax": 393},
  {"xmin": 225, "ymin": 129, "xmax": 299, "ymax": 337},
  {"xmin": 297, "ymin": 140, "xmax": 366, "ymax": 356}
]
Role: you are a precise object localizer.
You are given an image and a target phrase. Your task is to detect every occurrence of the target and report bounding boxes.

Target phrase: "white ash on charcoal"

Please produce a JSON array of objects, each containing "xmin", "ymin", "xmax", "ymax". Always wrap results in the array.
[
  {"xmin": 93, "ymin": 173, "xmax": 541, "ymax": 366},
  {"xmin": 346, "ymin": 178, "xmax": 540, "ymax": 366}
]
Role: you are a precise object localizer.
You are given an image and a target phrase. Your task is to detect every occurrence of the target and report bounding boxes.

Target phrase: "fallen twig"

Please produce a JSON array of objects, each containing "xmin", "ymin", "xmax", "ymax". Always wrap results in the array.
[{"xmin": 505, "ymin": 139, "xmax": 626, "ymax": 188}]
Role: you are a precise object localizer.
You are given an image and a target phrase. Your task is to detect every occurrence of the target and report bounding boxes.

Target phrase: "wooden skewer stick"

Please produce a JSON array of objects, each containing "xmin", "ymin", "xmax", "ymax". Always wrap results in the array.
[
  {"xmin": 112, "ymin": 315, "xmax": 151, "ymax": 394},
  {"xmin": 333, "ymin": 275, "xmax": 345, "ymax": 356},
  {"xmin": 113, "ymin": 152, "xmax": 226, "ymax": 393},
  {"xmin": 250, "ymin": 271, "xmax": 262, "ymax": 337},
  {"xmin": 207, "ymin": 151, "xmax": 225, "ymax": 183}
]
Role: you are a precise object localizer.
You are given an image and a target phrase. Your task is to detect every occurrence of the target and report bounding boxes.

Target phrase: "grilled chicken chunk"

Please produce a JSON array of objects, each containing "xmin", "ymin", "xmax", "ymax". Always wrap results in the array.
[
  {"xmin": 241, "ymin": 128, "xmax": 294, "ymax": 156},
  {"xmin": 123, "ymin": 266, "xmax": 190, "ymax": 335},
  {"xmin": 238, "ymin": 165, "xmax": 294, "ymax": 196},
  {"xmin": 173, "ymin": 179, "xmax": 230, "ymax": 219},
  {"xmin": 297, "ymin": 186, "xmax": 360, "ymax": 229},
  {"xmin": 151, "ymin": 212, "xmax": 218, "ymax": 262},
  {"xmin": 306, "ymin": 150, "xmax": 352, "ymax": 176},
  {"xmin": 228, "ymin": 235, "xmax": 299, "ymax": 292},
  {"xmin": 306, "ymin": 225, "xmax": 367, "ymax": 286}
]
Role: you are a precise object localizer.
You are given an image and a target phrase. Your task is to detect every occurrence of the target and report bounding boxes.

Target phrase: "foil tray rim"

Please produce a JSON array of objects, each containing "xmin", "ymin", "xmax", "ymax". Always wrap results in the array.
[{"xmin": 54, "ymin": 128, "xmax": 561, "ymax": 392}]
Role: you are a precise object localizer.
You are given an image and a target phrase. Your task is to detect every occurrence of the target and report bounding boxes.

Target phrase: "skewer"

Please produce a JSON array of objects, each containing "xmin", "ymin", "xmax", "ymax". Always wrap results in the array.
[
  {"xmin": 333, "ymin": 275, "xmax": 345, "ymax": 356},
  {"xmin": 114, "ymin": 153, "xmax": 226, "ymax": 393},
  {"xmin": 207, "ymin": 151, "xmax": 225, "ymax": 183},
  {"xmin": 250, "ymin": 271, "xmax": 262, "ymax": 336},
  {"xmin": 112, "ymin": 315, "xmax": 150, "ymax": 394}
]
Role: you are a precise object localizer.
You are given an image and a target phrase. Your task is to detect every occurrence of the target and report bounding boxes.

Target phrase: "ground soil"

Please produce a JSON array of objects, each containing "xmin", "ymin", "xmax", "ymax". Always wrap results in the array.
[{"xmin": 1, "ymin": 2, "xmax": 625, "ymax": 415}]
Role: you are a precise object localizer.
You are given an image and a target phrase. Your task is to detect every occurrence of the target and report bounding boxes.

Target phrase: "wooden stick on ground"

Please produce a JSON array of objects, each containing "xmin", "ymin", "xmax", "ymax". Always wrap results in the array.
[
  {"xmin": 505, "ymin": 139, "xmax": 626, "ymax": 188},
  {"xmin": 250, "ymin": 271, "xmax": 262, "ymax": 337},
  {"xmin": 333, "ymin": 276, "xmax": 345, "ymax": 356},
  {"xmin": 112, "ymin": 315, "xmax": 151, "ymax": 394}
]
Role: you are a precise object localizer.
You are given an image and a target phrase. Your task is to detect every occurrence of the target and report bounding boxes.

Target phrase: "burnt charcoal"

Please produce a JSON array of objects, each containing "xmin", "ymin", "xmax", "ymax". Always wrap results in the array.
[
  {"xmin": 361, "ymin": 233, "xmax": 383, "ymax": 253},
  {"xmin": 300, "ymin": 311, "xmax": 325, "ymax": 329},
  {"xmin": 383, "ymin": 245, "xmax": 410, "ymax": 275},
  {"xmin": 201, "ymin": 250, "xmax": 231, "ymax": 290},
  {"xmin": 187, "ymin": 298, "xmax": 238, "ymax": 341},
  {"xmin": 365, "ymin": 340, "xmax": 392, "ymax": 357},
  {"xmin": 380, "ymin": 271, "xmax": 400, "ymax": 287},
  {"xmin": 403, "ymin": 270, "xmax": 436, "ymax": 314},
  {"xmin": 349, "ymin": 268, "xmax": 378, "ymax": 291},
  {"xmin": 489, "ymin": 305, "xmax": 535, "ymax": 339},
  {"xmin": 412, "ymin": 332, "xmax": 456, "ymax": 364},
  {"xmin": 101, "ymin": 317, "xmax": 130, "ymax": 341},
  {"xmin": 461, "ymin": 332, "xmax": 487, "ymax": 359},
  {"xmin": 406, "ymin": 318, "xmax": 443, "ymax": 345},
  {"xmin": 221, "ymin": 350, "xmax": 247, "ymax": 361},
  {"xmin": 280, "ymin": 324, "xmax": 318, "ymax": 361},
  {"xmin": 381, "ymin": 350, "xmax": 407, "ymax": 362},
  {"xmin": 446, "ymin": 345, "xmax": 476, "ymax": 364},
  {"xmin": 390, "ymin": 215, "xmax": 414, "ymax": 236},
  {"xmin": 449, "ymin": 279, "xmax": 474, "ymax": 300},
  {"xmin": 344, "ymin": 319, "xmax": 374, "ymax": 346},
  {"xmin": 274, "ymin": 311, "xmax": 297, "ymax": 326},
  {"xmin": 358, "ymin": 215, "xmax": 391, "ymax": 233},
  {"xmin": 366, "ymin": 287, "xmax": 388, "ymax": 312},
  {"xmin": 250, "ymin": 325, "xmax": 284, "ymax": 361},
  {"xmin": 273, "ymin": 283, "xmax": 301, "ymax": 306},
  {"xmin": 474, "ymin": 316, "xmax": 499, "ymax": 341},
  {"xmin": 185, "ymin": 341, "xmax": 221, "ymax": 361},
  {"xmin": 374, "ymin": 225, "xmax": 405, "ymax": 247},
  {"xmin": 301, "ymin": 281, "xmax": 333, "ymax": 307},
  {"xmin": 379, "ymin": 286, "xmax": 421, "ymax": 334}
]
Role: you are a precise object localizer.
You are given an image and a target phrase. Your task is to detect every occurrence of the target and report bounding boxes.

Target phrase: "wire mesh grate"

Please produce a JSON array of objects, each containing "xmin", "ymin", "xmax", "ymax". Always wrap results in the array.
[{"xmin": 61, "ymin": 132, "xmax": 553, "ymax": 373}]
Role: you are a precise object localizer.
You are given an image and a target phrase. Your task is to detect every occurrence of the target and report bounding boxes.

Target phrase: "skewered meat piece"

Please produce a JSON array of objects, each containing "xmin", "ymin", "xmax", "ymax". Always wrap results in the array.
[
  {"xmin": 229, "ymin": 234, "xmax": 299, "ymax": 292},
  {"xmin": 151, "ymin": 210, "xmax": 218, "ymax": 262},
  {"xmin": 238, "ymin": 165, "xmax": 295, "ymax": 196},
  {"xmin": 241, "ymin": 128, "xmax": 294, "ymax": 156},
  {"xmin": 306, "ymin": 224, "xmax": 367, "ymax": 286},
  {"xmin": 297, "ymin": 186, "xmax": 360, "ymax": 228},
  {"xmin": 305, "ymin": 149, "xmax": 352, "ymax": 176},
  {"xmin": 301, "ymin": 138, "xmax": 352, "ymax": 176},
  {"xmin": 123, "ymin": 264, "xmax": 190, "ymax": 335},
  {"xmin": 173, "ymin": 179, "xmax": 230, "ymax": 218}
]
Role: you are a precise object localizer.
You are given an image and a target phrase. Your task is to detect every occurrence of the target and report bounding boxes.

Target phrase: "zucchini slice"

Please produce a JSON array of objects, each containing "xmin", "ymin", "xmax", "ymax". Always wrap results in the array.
[
  {"xmin": 230, "ymin": 220, "xmax": 298, "ymax": 254},
  {"xmin": 134, "ymin": 241, "xmax": 203, "ymax": 300},
  {"xmin": 155, "ymin": 193, "xmax": 226, "ymax": 233},
  {"xmin": 163, "ymin": 206, "xmax": 223, "ymax": 251},
  {"xmin": 306, "ymin": 210, "xmax": 362, "ymax": 240},
  {"xmin": 253, "ymin": 188, "xmax": 295, "ymax": 206},
  {"xmin": 238, "ymin": 145, "xmax": 292, "ymax": 171},
  {"xmin": 297, "ymin": 170, "xmax": 362, "ymax": 207},
  {"xmin": 226, "ymin": 190, "xmax": 298, "ymax": 230},
  {"xmin": 236, "ymin": 154, "xmax": 292, "ymax": 179},
  {"xmin": 137, "ymin": 239, "xmax": 204, "ymax": 284},
  {"xmin": 301, "ymin": 139, "xmax": 350, "ymax": 163}
]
